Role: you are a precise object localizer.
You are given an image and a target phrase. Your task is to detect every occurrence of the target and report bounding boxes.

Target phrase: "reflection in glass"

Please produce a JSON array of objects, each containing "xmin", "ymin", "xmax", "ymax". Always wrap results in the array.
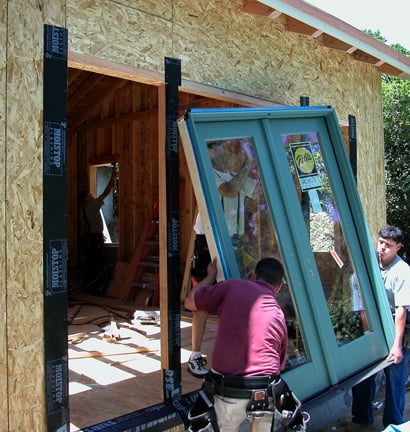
[
  {"xmin": 205, "ymin": 137, "xmax": 308, "ymax": 370},
  {"xmin": 283, "ymin": 133, "xmax": 368, "ymax": 346},
  {"xmin": 351, "ymin": 273, "xmax": 370, "ymax": 334}
]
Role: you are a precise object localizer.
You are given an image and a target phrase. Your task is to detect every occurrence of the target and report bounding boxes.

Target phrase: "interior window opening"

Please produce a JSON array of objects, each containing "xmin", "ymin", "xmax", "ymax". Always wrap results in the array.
[{"xmin": 91, "ymin": 163, "xmax": 120, "ymax": 244}]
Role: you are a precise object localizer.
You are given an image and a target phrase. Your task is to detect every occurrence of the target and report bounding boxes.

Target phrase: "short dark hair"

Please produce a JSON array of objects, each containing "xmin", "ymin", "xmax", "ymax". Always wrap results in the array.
[
  {"xmin": 379, "ymin": 226, "xmax": 404, "ymax": 244},
  {"xmin": 254, "ymin": 257, "xmax": 284, "ymax": 286},
  {"xmin": 206, "ymin": 140, "xmax": 223, "ymax": 150}
]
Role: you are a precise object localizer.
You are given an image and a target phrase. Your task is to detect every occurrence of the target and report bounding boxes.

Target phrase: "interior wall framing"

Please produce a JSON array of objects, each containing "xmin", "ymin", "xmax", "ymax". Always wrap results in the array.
[
  {"xmin": 68, "ymin": 77, "xmax": 162, "ymax": 267},
  {"xmin": 66, "ymin": 62, "xmax": 252, "ymax": 277}
]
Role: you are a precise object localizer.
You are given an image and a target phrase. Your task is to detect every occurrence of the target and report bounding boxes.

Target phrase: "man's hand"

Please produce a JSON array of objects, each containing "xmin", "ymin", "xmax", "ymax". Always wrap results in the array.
[
  {"xmin": 387, "ymin": 345, "xmax": 403, "ymax": 364},
  {"xmin": 184, "ymin": 257, "xmax": 218, "ymax": 311},
  {"xmin": 387, "ymin": 305, "xmax": 407, "ymax": 364},
  {"xmin": 206, "ymin": 257, "xmax": 217, "ymax": 281}
]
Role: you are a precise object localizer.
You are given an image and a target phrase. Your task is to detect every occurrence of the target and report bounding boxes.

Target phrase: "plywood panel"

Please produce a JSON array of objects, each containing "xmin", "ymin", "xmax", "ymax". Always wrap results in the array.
[
  {"xmin": 67, "ymin": 0, "xmax": 173, "ymax": 72},
  {"xmin": 66, "ymin": 0, "xmax": 385, "ymax": 239},
  {"xmin": 0, "ymin": 0, "xmax": 8, "ymax": 430},
  {"xmin": 0, "ymin": 0, "xmax": 64, "ymax": 431},
  {"xmin": 6, "ymin": 11, "xmax": 45, "ymax": 432},
  {"xmin": 4, "ymin": 1, "xmax": 66, "ymax": 430},
  {"xmin": 356, "ymin": 74, "xmax": 385, "ymax": 240}
]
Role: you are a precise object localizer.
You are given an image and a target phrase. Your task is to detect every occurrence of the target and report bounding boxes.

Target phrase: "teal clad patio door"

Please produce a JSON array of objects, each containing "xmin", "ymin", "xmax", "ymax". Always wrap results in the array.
[{"xmin": 178, "ymin": 106, "xmax": 393, "ymax": 401}]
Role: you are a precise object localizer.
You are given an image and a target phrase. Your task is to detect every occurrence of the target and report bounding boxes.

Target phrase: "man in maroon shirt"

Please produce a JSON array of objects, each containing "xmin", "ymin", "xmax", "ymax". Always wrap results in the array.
[{"xmin": 185, "ymin": 257, "xmax": 288, "ymax": 431}]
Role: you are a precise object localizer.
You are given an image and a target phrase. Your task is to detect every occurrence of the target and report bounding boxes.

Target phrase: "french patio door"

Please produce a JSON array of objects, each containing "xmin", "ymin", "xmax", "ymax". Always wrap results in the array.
[{"xmin": 178, "ymin": 106, "xmax": 393, "ymax": 400}]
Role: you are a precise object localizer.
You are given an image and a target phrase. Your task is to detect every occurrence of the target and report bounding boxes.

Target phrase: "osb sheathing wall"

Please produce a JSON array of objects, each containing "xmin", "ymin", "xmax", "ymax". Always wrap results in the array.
[
  {"xmin": 65, "ymin": 0, "xmax": 385, "ymax": 234},
  {"xmin": 1, "ymin": 0, "xmax": 386, "ymax": 430},
  {"xmin": 0, "ymin": 2, "xmax": 7, "ymax": 430},
  {"xmin": 1, "ymin": 1, "xmax": 66, "ymax": 431}
]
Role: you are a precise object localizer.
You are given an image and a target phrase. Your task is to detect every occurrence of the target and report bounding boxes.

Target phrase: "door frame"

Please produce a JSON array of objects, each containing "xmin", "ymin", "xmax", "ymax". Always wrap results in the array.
[{"xmin": 178, "ymin": 106, "xmax": 394, "ymax": 400}]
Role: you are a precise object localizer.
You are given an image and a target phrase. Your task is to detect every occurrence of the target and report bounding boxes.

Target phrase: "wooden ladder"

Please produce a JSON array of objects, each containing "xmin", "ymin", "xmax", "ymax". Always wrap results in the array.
[{"xmin": 129, "ymin": 201, "xmax": 160, "ymax": 307}]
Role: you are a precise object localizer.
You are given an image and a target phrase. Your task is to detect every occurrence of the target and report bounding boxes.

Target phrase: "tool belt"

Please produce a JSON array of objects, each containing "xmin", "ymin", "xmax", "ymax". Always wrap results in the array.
[
  {"xmin": 188, "ymin": 389, "xmax": 219, "ymax": 432},
  {"xmin": 202, "ymin": 370, "xmax": 309, "ymax": 432},
  {"xmin": 205, "ymin": 369, "xmax": 280, "ymax": 399}
]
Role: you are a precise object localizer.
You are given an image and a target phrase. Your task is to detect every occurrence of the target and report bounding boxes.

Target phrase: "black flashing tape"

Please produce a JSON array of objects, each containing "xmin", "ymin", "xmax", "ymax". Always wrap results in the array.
[
  {"xmin": 163, "ymin": 57, "xmax": 183, "ymax": 404},
  {"xmin": 43, "ymin": 24, "xmax": 69, "ymax": 431}
]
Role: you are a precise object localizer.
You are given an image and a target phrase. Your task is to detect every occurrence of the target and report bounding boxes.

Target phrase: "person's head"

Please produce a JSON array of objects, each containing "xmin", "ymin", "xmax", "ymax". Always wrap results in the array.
[
  {"xmin": 207, "ymin": 140, "xmax": 227, "ymax": 168},
  {"xmin": 377, "ymin": 225, "xmax": 403, "ymax": 265},
  {"xmin": 253, "ymin": 257, "xmax": 285, "ymax": 292},
  {"xmin": 225, "ymin": 139, "xmax": 247, "ymax": 172},
  {"xmin": 206, "ymin": 140, "xmax": 223, "ymax": 151}
]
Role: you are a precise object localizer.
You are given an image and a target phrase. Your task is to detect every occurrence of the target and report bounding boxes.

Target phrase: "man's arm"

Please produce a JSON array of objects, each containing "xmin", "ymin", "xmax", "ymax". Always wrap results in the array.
[
  {"xmin": 184, "ymin": 258, "xmax": 217, "ymax": 311},
  {"xmin": 98, "ymin": 169, "xmax": 116, "ymax": 201},
  {"xmin": 387, "ymin": 305, "xmax": 407, "ymax": 364},
  {"xmin": 218, "ymin": 159, "xmax": 251, "ymax": 197}
]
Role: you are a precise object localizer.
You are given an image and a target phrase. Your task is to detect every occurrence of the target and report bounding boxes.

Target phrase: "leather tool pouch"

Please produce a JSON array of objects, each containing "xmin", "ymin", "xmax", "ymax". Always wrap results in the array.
[
  {"xmin": 187, "ymin": 390, "xmax": 219, "ymax": 432},
  {"xmin": 246, "ymin": 389, "xmax": 270, "ymax": 417},
  {"xmin": 270, "ymin": 379, "xmax": 309, "ymax": 432}
]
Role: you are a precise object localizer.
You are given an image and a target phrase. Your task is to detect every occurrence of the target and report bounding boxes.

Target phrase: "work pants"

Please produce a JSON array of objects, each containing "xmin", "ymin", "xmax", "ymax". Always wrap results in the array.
[{"xmin": 213, "ymin": 394, "xmax": 273, "ymax": 432}]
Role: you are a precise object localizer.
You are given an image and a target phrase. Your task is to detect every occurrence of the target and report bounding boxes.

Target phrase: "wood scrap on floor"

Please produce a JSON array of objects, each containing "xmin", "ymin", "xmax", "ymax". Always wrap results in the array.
[
  {"xmin": 69, "ymin": 346, "xmax": 156, "ymax": 360},
  {"xmin": 68, "ymin": 301, "xmax": 217, "ymax": 431},
  {"xmin": 102, "ymin": 317, "xmax": 121, "ymax": 342},
  {"xmin": 133, "ymin": 310, "xmax": 159, "ymax": 324},
  {"xmin": 68, "ymin": 332, "xmax": 87, "ymax": 344},
  {"xmin": 68, "ymin": 300, "xmax": 162, "ymax": 341},
  {"xmin": 67, "ymin": 303, "xmax": 162, "ymax": 360}
]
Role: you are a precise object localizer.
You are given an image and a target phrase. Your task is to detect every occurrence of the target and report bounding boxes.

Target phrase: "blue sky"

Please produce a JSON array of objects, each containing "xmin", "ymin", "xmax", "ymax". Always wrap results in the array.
[{"xmin": 305, "ymin": 0, "xmax": 410, "ymax": 50}]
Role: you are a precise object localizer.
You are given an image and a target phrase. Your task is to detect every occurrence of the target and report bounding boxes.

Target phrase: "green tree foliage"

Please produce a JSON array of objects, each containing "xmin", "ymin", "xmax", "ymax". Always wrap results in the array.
[
  {"xmin": 364, "ymin": 30, "xmax": 410, "ymax": 260},
  {"xmin": 381, "ymin": 43, "xmax": 410, "ymax": 262}
]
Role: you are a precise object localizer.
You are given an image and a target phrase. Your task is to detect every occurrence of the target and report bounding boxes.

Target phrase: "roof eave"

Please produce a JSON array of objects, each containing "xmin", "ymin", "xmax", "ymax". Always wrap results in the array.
[{"xmin": 247, "ymin": 0, "xmax": 410, "ymax": 80}]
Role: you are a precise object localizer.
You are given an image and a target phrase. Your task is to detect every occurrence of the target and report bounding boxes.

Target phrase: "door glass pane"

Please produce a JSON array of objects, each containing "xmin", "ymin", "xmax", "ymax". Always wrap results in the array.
[
  {"xmin": 205, "ymin": 137, "xmax": 308, "ymax": 370},
  {"xmin": 282, "ymin": 132, "xmax": 369, "ymax": 346}
]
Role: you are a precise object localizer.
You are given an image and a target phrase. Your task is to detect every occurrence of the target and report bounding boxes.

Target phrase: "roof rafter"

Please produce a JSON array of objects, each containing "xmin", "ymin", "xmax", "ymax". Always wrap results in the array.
[{"xmin": 242, "ymin": 0, "xmax": 410, "ymax": 80}]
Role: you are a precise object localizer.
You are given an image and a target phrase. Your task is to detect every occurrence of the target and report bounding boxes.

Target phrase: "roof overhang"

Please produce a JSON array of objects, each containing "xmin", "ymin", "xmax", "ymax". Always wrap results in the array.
[{"xmin": 243, "ymin": 0, "xmax": 410, "ymax": 80}]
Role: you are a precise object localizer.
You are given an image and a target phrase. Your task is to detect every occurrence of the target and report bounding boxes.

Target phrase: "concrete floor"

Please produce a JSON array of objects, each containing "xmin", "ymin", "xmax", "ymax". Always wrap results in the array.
[
  {"xmin": 307, "ymin": 371, "xmax": 410, "ymax": 432},
  {"xmin": 314, "ymin": 388, "xmax": 410, "ymax": 432}
]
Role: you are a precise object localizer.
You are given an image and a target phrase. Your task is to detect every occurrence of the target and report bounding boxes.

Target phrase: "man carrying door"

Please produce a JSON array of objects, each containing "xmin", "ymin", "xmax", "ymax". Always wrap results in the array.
[
  {"xmin": 185, "ymin": 257, "xmax": 289, "ymax": 431},
  {"xmin": 352, "ymin": 226, "xmax": 410, "ymax": 427}
]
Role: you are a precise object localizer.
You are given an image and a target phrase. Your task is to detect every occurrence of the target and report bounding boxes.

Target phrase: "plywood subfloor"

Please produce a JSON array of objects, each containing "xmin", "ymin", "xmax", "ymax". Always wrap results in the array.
[
  {"xmin": 68, "ymin": 298, "xmax": 217, "ymax": 431},
  {"xmin": 68, "ymin": 296, "xmax": 410, "ymax": 432}
]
